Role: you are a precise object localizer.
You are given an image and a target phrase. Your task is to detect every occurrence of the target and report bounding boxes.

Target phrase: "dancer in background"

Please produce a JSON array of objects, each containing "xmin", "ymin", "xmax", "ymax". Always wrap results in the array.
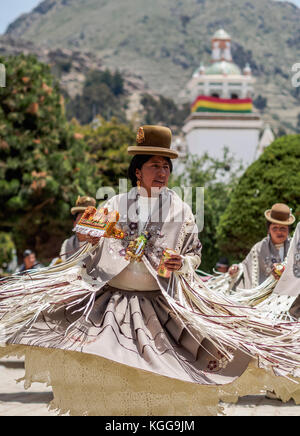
[
  {"xmin": 59, "ymin": 196, "xmax": 97, "ymax": 262},
  {"xmin": 229, "ymin": 203, "xmax": 295, "ymax": 289}
]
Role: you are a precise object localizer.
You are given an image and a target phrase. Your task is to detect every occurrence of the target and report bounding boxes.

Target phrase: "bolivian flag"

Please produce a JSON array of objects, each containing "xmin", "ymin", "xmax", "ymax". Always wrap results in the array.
[{"xmin": 191, "ymin": 96, "xmax": 253, "ymax": 113}]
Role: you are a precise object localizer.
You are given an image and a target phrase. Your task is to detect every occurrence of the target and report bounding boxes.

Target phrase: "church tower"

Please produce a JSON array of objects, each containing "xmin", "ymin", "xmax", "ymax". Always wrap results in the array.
[{"xmin": 183, "ymin": 29, "xmax": 263, "ymax": 167}]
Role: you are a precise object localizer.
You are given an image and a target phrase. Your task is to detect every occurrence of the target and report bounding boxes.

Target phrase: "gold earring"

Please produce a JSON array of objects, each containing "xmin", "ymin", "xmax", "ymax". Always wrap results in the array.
[{"xmin": 137, "ymin": 180, "xmax": 141, "ymax": 191}]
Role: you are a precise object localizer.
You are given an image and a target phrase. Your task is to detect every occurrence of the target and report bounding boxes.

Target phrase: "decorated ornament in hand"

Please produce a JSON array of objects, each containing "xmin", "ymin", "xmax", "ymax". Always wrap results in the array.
[
  {"xmin": 157, "ymin": 249, "xmax": 178, "ymax": 278},
  {"xmin": 274, "ymin": 263, "xmax": 285, "ymax": 278},
  {"xmin": 74, "ymin": 207, "xmax": 125, "ymax": 239},
  {"xmin": 125, "ymin": 232, "xmax": 150, "ymax": 262}
]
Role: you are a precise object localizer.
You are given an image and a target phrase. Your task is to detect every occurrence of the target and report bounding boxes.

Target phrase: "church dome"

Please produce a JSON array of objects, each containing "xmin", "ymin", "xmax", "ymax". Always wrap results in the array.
[
  {"xmin": 212, "ymin": 29, "xmax": 231, "ymax": 41},
  {"xmin": 205, "ymin": 61, "xmax": 241, "ymax": 76}
]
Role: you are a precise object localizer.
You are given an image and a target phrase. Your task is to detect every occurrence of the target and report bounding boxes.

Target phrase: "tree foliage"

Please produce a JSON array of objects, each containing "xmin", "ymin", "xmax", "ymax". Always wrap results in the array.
[
  {"xmin": 67, "ymin": 69, "xmax": 127, "ymax": 124},
  {"xmin": 74, "ymin": 117, "xmax": 136, "ymax": 191},
  {"xmin": 217, "ymin": 135, "xmax": 300, "ymax": 260},
  {"xmin": 0, "ymin": 54, "xmax": 100, "ymax": 262},
  {"xmin": 253, "ymin": 95, "xmax": 268, "ymax": 111}
]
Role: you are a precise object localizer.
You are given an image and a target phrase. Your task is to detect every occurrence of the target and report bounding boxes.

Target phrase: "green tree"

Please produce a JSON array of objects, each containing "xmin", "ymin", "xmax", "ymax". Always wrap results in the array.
[
  {"xmin": 67, "ymin": 69, "xmax": 127, "ymax": 124},
  {"xmin": 253, "ymin": 95, "xmax": 268, "ymax": 111},
  {"xmin": 217, "ymin": 135, "xmax": 300, "ymax": 260},
  {"xmin": 0, "ymin": 54, "xmax": 100, "ymax": 262},
  {"xmin": 172, "ymin": 150, "xmax": 243, "ymax": 272},
  {"xmin": 74, "ymin": 117, "xmax": 136, "ymax": 190}
]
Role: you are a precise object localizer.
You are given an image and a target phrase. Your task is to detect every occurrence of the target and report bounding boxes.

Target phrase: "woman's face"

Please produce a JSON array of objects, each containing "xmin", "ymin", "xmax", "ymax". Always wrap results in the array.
[
  {"xmin": 136, "ymin": 156, "xmax": 171, "ymax": 195},
  {"xmin": 269, "ymin": 223, "xmax": 289, "ymax": 245}
]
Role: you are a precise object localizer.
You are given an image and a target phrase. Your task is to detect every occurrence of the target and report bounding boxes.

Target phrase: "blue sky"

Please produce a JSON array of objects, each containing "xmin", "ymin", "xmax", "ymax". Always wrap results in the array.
[
  {"xmin": 0, "ymin": 0, "xmax": 41, "ymax": 34},
  {"xmin": 0, "ymin": 0, "xmax": 300, "ymax": 34}
]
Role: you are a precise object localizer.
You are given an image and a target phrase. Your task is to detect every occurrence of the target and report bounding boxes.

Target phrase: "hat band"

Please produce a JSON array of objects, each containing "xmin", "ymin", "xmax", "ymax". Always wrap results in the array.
[
  {"xmin": 271, "ymin": 211, "xmax": 290, "ymax": 222},
  {"xmin": 137, "ymin": 143, "xmax": 171, "ymax": 149}
]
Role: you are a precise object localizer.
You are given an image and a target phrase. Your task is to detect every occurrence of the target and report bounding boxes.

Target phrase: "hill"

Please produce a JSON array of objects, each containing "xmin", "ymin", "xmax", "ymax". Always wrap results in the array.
[{"xmin": 4, "ymin": 0, "xmax": 300, "ymax": 132}]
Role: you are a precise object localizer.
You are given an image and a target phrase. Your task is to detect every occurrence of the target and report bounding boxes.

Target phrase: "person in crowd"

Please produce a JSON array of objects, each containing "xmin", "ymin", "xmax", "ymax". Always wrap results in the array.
[
  {"xmin": 228, "ymin": 203, "xmax": 295, "ymax": 289},
  {"xmin": 215, "ymin": 257, "xmax": 230, "ymax": 274},
  {"xmin": 16, "ymin": 249, "xmax": 44, "ymax": 274},
  {"xmin": 59, "ymin": 196, "xmax": 97, "ymax": 262}
]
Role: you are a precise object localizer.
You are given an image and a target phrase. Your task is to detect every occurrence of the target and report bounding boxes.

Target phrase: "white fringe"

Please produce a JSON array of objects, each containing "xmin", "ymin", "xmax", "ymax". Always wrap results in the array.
[
  {"xmin": 0, "ymin": 243, "xmax": 99, "ymax": 343},
  {"xmin": 163, "ymin": 271, "xmax": 300, "ymax": 378},
  {"xmin": 204, "ymin": 268, "xmax": 298, "ymax": 322}
]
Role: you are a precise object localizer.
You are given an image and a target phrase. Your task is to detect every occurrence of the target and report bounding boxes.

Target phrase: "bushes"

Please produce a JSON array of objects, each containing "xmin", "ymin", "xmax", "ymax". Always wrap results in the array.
[
  {"xmin": 74, "ymin": 117, "xmax": 136, "ymax": 189},
  {"xmin": 217, "ymin": 135, "xmax": 300, "ymax": 260},
  {"xmin": 66, "ymin": 69, "xmax": 127, "ymax": 124}
]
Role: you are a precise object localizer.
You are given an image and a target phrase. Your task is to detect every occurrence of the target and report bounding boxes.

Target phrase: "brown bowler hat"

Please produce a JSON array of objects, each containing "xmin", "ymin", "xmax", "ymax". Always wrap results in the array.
[
  {"xmin": 128, "ymin": 125, "xmax": 179, "ymax": 159},
  {"xmin": 264, "ymin": 203, "xmax": 295, "ymax": 226},
  {"xmin": 71, "ymin": 196, "xmax": 96, "ymax": 215}
]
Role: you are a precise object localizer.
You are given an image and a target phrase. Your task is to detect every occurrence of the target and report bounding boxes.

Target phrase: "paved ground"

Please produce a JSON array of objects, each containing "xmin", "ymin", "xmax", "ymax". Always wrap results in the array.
[
  {"xmin": 1, "ymin": 357, "xmax": 300, "ymax": 416},
  {"xmin": 0, "ymin": 357, "xmax": 56, "ymax": 416}
]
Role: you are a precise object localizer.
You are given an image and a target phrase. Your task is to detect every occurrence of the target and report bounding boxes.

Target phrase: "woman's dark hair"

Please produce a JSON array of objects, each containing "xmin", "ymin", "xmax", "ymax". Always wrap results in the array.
[
  {"xmin": 128, "ymin": 155, "xmax": 173, "ymax": 187},
  {"xmin": 23, "ymin": 249, "xmax": 34, "ymax": 258}
]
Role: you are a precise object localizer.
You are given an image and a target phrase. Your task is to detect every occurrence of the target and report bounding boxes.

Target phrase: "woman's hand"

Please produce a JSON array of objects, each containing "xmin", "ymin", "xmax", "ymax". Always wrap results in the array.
[
  {"xmin": 163, "ymin": 254, "xmax": 183, "ymax": 272},
  {"xmin": 77, "ymin": 232, "xmax": 90, "ymax": 243},
  {"xmin": 229, "ymin": 264, "xmax": 240, "ymax": 276},
  {"xmin": 272, "ymin": 263, "xmax": 285, "ymax": 281},
  {"xmin": 76, "ymin": 233, "xmax": 101, "ymax": 246}
]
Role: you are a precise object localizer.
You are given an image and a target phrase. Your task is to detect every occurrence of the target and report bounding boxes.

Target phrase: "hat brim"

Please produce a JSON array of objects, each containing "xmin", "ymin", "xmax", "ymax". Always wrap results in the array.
[
  {"xmin": 128, "ymin": 146, "xmax": 178, "ymax": 159},
  {"xmin": 71, "ymin": 207, "xmax": 87, "ymax": 216},
  {"xmin": 264, "ymin": 210, "xmax": 296, "ymax": 226}
]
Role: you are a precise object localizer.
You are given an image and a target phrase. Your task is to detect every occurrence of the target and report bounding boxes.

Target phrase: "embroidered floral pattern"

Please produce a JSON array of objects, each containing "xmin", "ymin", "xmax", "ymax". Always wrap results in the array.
[
  {"xmin": 294, "ymin": 240, "xmax": 300, "ymax": 278},
  {"xmin": 264, "ymin": 256, "xmax": 275, "ymax": 276},
  {"xmin": 207, "ymin": 351, "xmax": 232, "ymax": 372},
  {"xmin": 142, "ymin": 223, "xmax": 167, "ymax": 268},
  {"xmin": 207, "ymin": 360, "xmax": 218, "ymax": 371}
]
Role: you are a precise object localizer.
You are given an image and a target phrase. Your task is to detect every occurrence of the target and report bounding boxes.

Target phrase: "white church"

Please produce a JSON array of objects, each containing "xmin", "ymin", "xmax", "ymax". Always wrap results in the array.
[{"xmin": 180, "ymin": 29, "xmax": 273, "ymax": 167}]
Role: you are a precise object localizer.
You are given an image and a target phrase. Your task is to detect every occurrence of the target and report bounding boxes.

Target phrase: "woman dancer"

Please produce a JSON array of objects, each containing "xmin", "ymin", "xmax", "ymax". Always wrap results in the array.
[{"xmin": 0, "ymin": 126, "xmax": 300, "ymax": 416}]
